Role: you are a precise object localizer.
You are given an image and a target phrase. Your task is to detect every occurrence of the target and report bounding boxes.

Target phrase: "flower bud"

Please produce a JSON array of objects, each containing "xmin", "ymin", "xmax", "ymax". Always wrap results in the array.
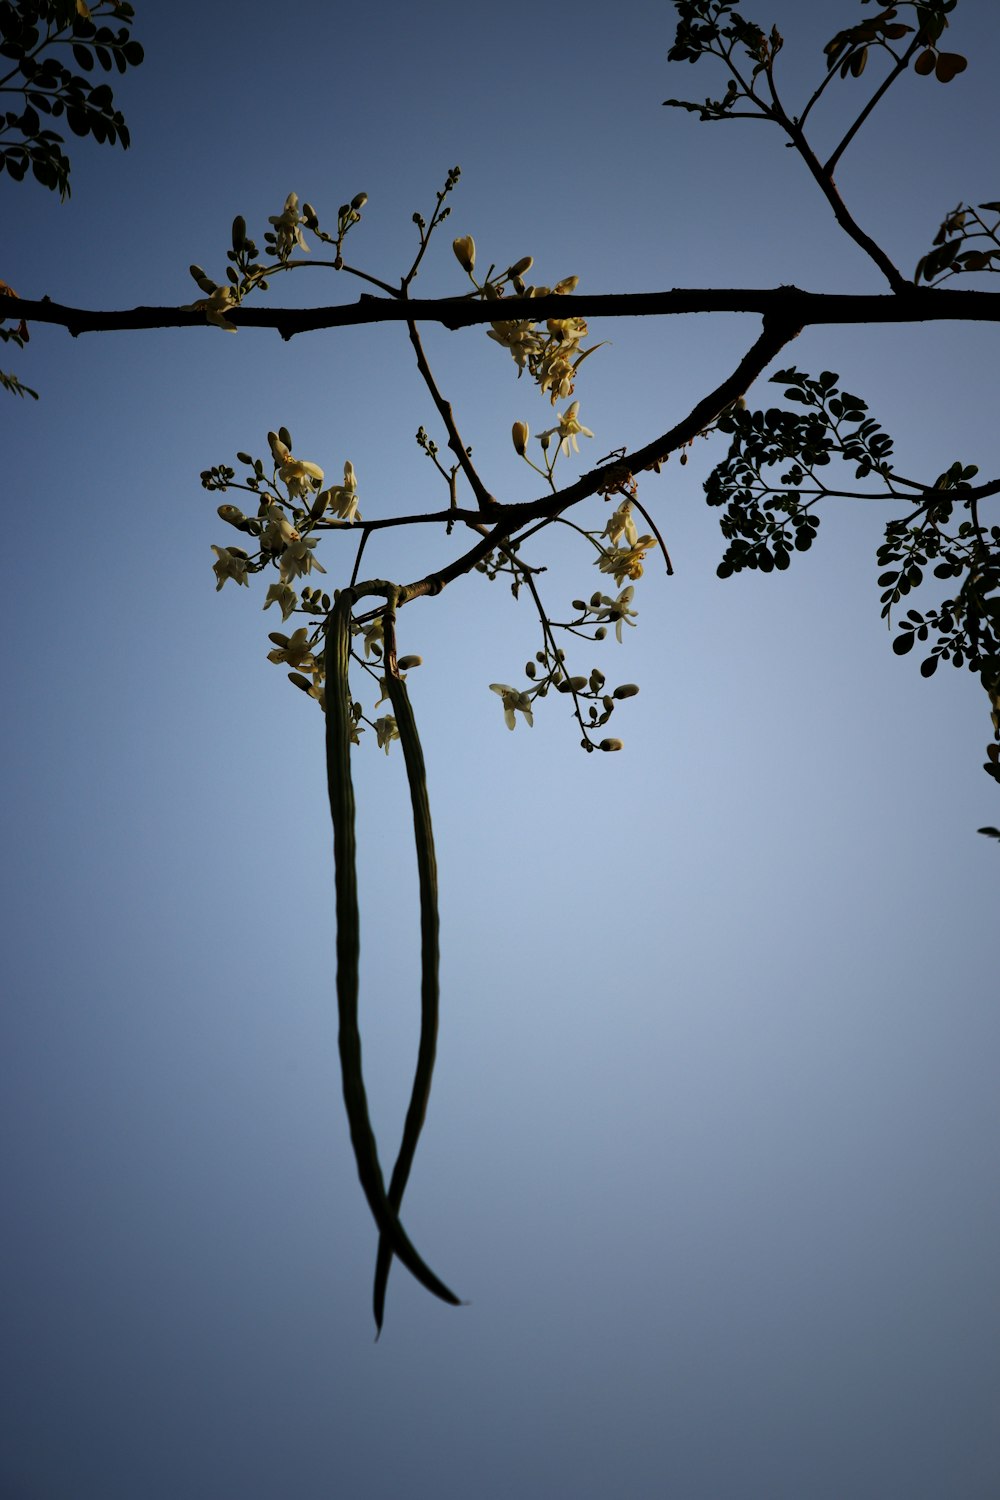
[
  {"xmin": 397, "ymin": 655, "xmax": 423, "ymax": 670},
  {"xmin": 452, "ymin": 235, "xmax": 476, "ymax": 273},
  {"xmin": 511, "ymin": 421, "xmax": 529, "ymax": 456},
  {"xmin": 189, "ymin": 264, "xmax": 217, "ymax": 293},
  {"xmin": 613, "ymin": 684, "xmax": 640, "ymax": 699},
  {"xmin": 599, "ymin": 738, "xmax": 623, "ymax": 752},
  {"xmin": 350, "ymin": 192, "xmax": 368, "ymax": 211},
  {"xmin": 554, "ymin": 275, "xmax": 579, "ymax": 295},
  {"xmin": 507, "ymin": 256, "xmax": 533, "ymax": 278},
  {"xmin": 217, "ymin": 503, "xmax": 245, "ymax": 526},
  {"xmin": 288, "ymin": 672, "xmax": 313, "ymax": 693}
]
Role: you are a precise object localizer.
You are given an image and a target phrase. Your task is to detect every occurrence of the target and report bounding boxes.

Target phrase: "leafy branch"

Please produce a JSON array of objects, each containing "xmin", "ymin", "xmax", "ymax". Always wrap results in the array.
[{"xmin": 0, "ymin": 0, "xmax": 143, "ymax": 199}]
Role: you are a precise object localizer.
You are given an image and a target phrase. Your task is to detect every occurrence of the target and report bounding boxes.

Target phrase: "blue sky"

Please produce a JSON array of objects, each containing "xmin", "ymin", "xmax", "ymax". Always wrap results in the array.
[{"xmin": 2, "ymin": 3, "xmax": 998, "ymax": 1497}]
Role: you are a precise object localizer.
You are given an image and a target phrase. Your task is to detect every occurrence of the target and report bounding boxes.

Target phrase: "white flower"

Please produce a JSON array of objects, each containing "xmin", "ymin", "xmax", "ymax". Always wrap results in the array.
[
  {"xmin": 489, "ymin": 683, "xmax": 534, "ymax": 730},
  {"xmin": 603, "ymin": 500, "xmax": 638, "ymax": 548},
  {"xmin": 279, "ymin": 458, "xmax": 325, "ymax": 500},
  {"xmin": 360, "ymin": 618, "xmax": 383, "ymax": 659},
  {"xmin": 590, "ymin": 586, "xmax": 638, "ymax": 642},
  {"xmin": 262, "ymin": 503, "xmax": 300, "ymax": 550},
  {"xmin": 184, "ymin": 284, "xmax": 238, "ymax": 332},
  {"xmin": 211, "ymin": 545, "xmax": 249, "ymax": 590},
  {"xmin": 266, "ymin": 627, "xmax": 315, "ymax": 669},
  {"xmin": 262, "ymin": 581, "xmax": 298, "ymax": 621},
  {"xmin": 278, "ymin": 538, "xmax": 326, "ymax": 583},
  {"xmin": 268, "ymin": 192, "xmax": 310, "ymax": 259},
  {"xmin": 555, "ymin": 401, "xmax": 594, "ymax": 456},
  {"xmin": 374, "ymin": 715, "xmax": 399, "ymax": 755},
  {"xmin": 597, "ymin": 537, "xmax": 657, "ymax": 587},
  {"xmin": 318, "ymin": 461, "xmax": 360, "ymax": 522}
]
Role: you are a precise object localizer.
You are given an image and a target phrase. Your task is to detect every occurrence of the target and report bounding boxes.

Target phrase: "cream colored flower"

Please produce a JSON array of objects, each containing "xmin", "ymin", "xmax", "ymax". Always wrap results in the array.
[
  {"xmin": 374, "ymin": 715, "xmax": 399, "ymax": 755},
  {"xmin": 279, "ymin": 458, "xmax": 325, "ymax": 500},
  {"xmin": 263, "ymin": 581, "xmax": 298, "ymax": 621},
  {"xmin": 603, "ymin": 500, "xmax": 638, "ymax": 548},
  {"xmin": 487, "ymin": 319, "xmax": 543, "ymax": 373},
  {"xmin": 185, "ymin": 284, "xmax": 238, "ymax": 332},
  {"xmin": 597, "ymin": 537, "xmax": 657, "ymax": 587},
  {"xmin": 211, "ymin": 545, "xmax": 249, "ymax": 590},
  {"xmin": 489, "ymin": 683, "xmax": 534, "ymax": 730},
  {"xmin": 278, "ymin": 538, "xmax": 326, "ymax": 583},
  {"xmin": 360, "ymin": 618, "xmax": 383, "ymax": 659},
  {"xmin": 318, "ymin": 461, "xmax": 360, "ymax": 522},
  {"xmin": 262, "ymin": 503, "xmax": 300, "ymax": 550},
  {"xmin": 556, "ymin": 401, "xmax": 594, "ymax": 457},
  {"xmin": 267, "ymin": 627, "xmax": 315, "ymax": 670},
  {"xmin": 269, "ymin": 192, "xmax": 310, "ymax": 259},
  {"xmin": 590, "ymin": 586, "xmax": 638, "ymax": 642}
]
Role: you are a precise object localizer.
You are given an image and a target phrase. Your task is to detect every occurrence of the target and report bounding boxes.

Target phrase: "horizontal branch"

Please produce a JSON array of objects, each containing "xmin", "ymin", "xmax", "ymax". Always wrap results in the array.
[{"xmin": 8, "ymin": 286, "xmax": 1000, "ymax": 339}]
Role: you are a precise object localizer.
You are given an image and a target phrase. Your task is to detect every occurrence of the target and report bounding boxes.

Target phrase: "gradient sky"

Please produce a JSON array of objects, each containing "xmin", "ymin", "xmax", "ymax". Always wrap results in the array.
[{"xmin": 2, "ymin": 3, "xmax": 998, "ymax": 1497}]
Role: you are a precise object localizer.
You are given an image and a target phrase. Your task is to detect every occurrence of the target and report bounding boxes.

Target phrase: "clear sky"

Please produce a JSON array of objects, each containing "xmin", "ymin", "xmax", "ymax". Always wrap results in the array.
[{"xmin": 2, "ymin": 3, "xmax": 998, "ymax": 1497}]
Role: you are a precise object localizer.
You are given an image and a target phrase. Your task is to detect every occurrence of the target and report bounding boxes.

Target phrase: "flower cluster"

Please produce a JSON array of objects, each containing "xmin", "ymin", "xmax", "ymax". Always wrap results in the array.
[
  {"xmin": 598, "ymin": 535, "xmax": 657, "ymax": 587},
  {"xmin": 205, "ymin": 430, "xmax": 367, "ymax": 705},
  {"xmin": 452, "ymin": 235, "xmax": 599, "ymax": 407},
  {"xmin": 267, "ymin": 192, "xmax": 310, "ymax": 261},
  {"xmin": 486, "ymin": 281, "xmax": 595, "ymax": 405}
]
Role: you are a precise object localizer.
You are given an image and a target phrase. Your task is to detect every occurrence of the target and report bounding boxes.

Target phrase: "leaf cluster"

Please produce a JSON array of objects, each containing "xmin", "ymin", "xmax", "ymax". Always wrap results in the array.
[
  {"xmin": 707, "ymin": 369, "xmax": 893, "ymax": 577},
  {"xmin": 663, "ymin": 0, "xmax": 964, "ymax": 131},
  {"xmin": 914, "ymin": 202, "xmax": 1000, "ymax": 283},
  {"xmin": 664, "ymin": 0, "xmax": 778, "ymax": 120},
  {"xmin": 0, "ymin": 0, "xmax": 142, "ymax": 198},
  {"xmin": 824, "ymin": 2, "xmax": 963, "ymax": 82},
  {"xmin": 879, "ymin": 469, "xmax": 1000, "ymax": 703}
]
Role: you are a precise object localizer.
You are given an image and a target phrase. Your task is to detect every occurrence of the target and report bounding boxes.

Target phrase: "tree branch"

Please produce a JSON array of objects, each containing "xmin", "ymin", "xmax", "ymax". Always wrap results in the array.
[
  {"xmin": 406, "ymin": 318, "xmax": 497, "ymax": 509},
  {"xmin": 396, "ymin": 317, "xmax": 804, "ymax": 605},
  {"xmin": 11, "ymin": 286, "xmax": 1000, "ymax": 339}
]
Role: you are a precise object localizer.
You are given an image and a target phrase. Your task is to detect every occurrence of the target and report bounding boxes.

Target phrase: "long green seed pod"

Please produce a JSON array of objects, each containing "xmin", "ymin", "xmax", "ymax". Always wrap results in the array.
[
  {"xmin": 372, "ymin": 658, "xmax": 442, "ymax": 1334},
  {"xmin": 325, "ymin": 589, "xmax": 459, "ymax": 1316}
]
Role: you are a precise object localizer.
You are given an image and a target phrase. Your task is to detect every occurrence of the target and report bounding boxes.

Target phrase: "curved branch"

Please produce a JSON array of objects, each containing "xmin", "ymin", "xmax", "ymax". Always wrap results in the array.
[{"xmin": 395, "ymin": 317, "xmax": 804, "ymax": 605}]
